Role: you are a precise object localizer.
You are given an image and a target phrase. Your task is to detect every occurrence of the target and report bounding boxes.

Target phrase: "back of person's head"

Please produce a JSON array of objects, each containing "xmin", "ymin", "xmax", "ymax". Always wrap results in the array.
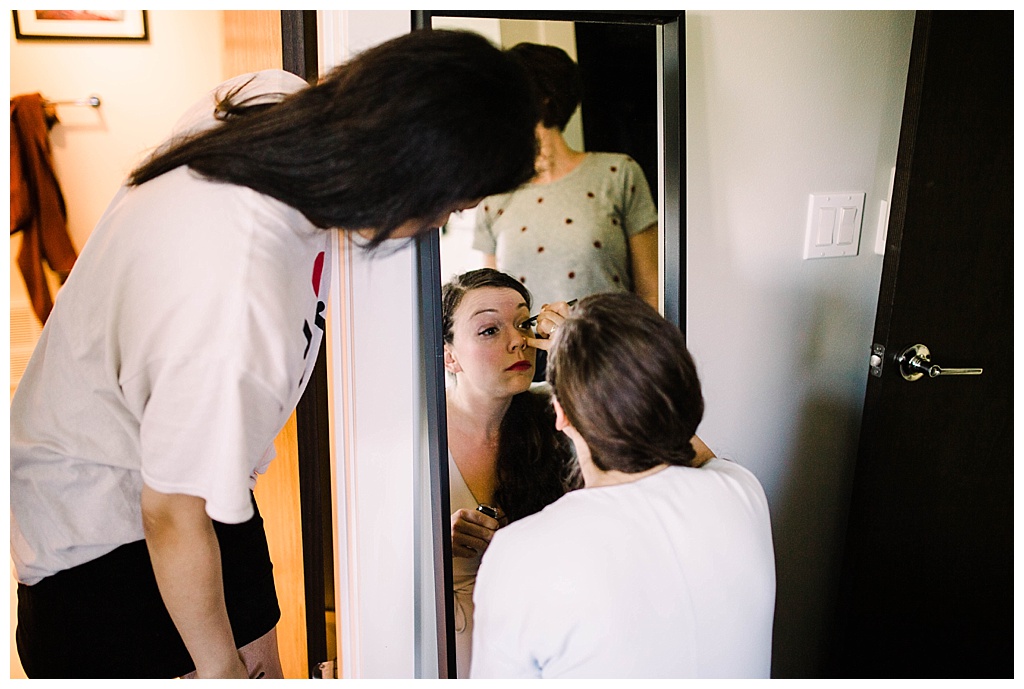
[
  {"xmin": 441, "ymin": 268, "xmax": 532, "ymax": 344},
  {"xmin": 130, "ymin": 29, "xmax": 539, "ymax": 249},
  {"xmin": 507, "ymin": 42, "xmax": 582, "ymax": 131},
  {"xmin": 547, "ymin": 292, "xmax": 704, "ymax": 472}
]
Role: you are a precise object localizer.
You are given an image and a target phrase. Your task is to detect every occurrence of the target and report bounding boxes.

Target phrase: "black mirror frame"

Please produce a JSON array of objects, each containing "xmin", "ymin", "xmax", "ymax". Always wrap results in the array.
[{"xmin": 412, "ymin": 10, "xmax": 685, "ymax": 678}]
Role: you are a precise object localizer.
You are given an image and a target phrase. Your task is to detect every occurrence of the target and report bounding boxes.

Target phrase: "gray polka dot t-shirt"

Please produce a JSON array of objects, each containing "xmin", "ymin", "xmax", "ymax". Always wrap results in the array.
[{"xmin": 473, "ymin": 152, "xmax": 658, "ymax": 310}]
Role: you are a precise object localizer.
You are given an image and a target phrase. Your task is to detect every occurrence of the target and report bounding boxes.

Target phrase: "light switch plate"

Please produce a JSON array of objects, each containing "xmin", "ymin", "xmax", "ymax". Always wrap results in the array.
[{"xmin": 804, "ymin": 192, "xmax": 865, "ymax": 259}]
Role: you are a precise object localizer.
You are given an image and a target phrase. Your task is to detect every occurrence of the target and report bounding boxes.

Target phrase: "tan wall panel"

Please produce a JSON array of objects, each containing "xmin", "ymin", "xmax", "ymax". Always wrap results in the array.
[{"xmin": 223, "ymin": 10, "xmax": 282, "ymax": 77}]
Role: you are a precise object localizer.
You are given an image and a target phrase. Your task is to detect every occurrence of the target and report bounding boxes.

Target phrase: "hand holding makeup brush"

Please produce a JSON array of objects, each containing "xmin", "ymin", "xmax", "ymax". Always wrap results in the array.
[{"xmin": 524, "ymin": 300, "xmax": 575, "ymax": 351}]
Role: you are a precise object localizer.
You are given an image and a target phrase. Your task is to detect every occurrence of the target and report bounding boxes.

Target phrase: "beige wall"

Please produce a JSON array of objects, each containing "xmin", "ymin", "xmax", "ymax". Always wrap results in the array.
[{"xmin": 9, "ymin": 11, "xmax": 224, "ymax": 251}]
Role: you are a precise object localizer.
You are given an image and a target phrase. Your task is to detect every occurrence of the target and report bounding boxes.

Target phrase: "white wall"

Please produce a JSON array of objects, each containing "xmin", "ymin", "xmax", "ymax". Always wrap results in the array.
[{"xmin": 685, "ymin": 11, "xmax": 915, "ymax": 677}]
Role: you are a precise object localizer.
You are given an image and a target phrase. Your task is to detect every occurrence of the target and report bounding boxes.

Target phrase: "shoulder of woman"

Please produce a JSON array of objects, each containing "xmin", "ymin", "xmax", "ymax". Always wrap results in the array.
[
  {"xmin": 216, "ymin": 69, "xmax": 308, "ymax": 100},
  {"xmin": 523, "ymin": 383, "xmax": 554, "ymax": 406},
  {"xmin": 587, "ymin": 151, "xmax": 632, "ymax": 165},
  {"xmin": 172, "ymin": 70, "xmax": 308, "ymax": 138},
  {"xmin": 477, "ymin": 192, "xmax": 515, "ymax": 216},
  {"xmin": 249, "ymin": 69, "xmax": 309, "ymax": 92},
  {"xmin": 584, "ymin": 152, "xmax": 642, "ymax": 181}
]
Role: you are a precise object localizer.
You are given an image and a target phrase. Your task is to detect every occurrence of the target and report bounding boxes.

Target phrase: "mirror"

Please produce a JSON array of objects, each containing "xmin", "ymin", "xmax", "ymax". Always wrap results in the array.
[
  {"xmin": 414, "ymin": 10, "xmax": 683, "ymax": 678},
  {"xmin": 432, "ymin": 15, "xmax": 664, "ymax": 316}
]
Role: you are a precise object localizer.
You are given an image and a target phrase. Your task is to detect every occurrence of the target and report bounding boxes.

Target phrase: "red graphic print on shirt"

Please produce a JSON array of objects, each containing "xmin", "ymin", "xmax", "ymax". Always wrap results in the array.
[
  {"xmin": 312, "ymin": 251, "xmax": 325, "ymax": 296},
  {"xmin": 302, "ymin": 251, "xmax": 327, "ymax": 363}
]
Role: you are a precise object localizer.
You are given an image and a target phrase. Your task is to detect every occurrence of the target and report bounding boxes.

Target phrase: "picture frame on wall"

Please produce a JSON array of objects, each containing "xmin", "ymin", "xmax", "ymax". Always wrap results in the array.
[{"xmin": 12, "ymin": 10, "xmax": 149, "ymax": 41}]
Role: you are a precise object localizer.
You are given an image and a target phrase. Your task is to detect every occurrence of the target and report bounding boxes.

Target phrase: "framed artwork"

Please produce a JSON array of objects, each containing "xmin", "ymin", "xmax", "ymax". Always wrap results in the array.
[{"xmin": 12, "ymin": 10, "xmax": 149, "ymax": 41}]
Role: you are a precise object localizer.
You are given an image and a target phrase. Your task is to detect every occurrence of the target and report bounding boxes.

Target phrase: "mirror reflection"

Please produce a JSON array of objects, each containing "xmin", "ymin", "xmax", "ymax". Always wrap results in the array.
[
  {"xmin": 430, "ymin": 15, "xmax": 664, "ymax": 676},
  {"xmin": 439, "ymin": 268, "xmax": 577, "ymax": 677},
  {"xmin": 435, "ymin": 17, "xmax": 660, "ymax": 313}
]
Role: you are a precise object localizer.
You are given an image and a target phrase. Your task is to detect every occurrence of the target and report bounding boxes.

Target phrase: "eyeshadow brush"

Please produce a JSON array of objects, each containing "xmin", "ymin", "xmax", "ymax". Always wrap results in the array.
[{"xmin": 521, "ymin": 299, "xmax": 577, "ymax": 328}]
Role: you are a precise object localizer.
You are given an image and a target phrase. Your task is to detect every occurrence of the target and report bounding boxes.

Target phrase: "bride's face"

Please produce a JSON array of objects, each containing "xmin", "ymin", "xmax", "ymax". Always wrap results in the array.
[{"xmin": 444, "ymin": 286, "xmax": 536, "ymax": 396}]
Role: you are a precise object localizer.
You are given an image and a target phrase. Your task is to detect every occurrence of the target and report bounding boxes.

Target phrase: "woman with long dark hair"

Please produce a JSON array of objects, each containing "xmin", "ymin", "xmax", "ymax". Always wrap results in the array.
[
  {"xmin": 11, "ymin": 29, "xmax": 538, "ymax": 679},
  {"xmin": 440, "ymin": 268, "xmax": 577, "ymax": 676}
]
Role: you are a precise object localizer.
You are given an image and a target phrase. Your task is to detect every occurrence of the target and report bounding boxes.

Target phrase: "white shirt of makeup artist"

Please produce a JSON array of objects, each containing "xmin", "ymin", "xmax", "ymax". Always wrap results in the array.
[{"xmin": 470, "ymin": 457, "xmax": 776, "ymax": 678}]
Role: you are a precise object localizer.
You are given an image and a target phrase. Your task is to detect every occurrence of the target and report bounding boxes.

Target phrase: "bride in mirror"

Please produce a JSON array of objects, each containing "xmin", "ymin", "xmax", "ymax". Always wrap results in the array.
[{"xmin": 440, "ymin": 268, "xmax": 578, "ymax": 677}]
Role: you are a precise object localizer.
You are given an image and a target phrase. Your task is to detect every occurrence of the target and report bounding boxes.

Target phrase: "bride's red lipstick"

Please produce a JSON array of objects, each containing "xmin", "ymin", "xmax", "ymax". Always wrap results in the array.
[{"xmin": 506, "ymin": 360, "xmax": 532, "ymax": 372}]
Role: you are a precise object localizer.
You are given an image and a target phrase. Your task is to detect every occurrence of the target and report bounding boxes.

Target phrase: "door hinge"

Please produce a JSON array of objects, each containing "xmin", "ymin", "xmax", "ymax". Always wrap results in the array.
[{"xmin": 869, "ymin": 343, "xmax": 885, "ymax": 378}]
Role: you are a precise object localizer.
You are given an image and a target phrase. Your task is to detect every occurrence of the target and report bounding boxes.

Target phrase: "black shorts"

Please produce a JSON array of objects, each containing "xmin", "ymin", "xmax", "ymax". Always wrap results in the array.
[{"xmin": 16, "ymin": 492, "xmax": 280, "ymax": 679}]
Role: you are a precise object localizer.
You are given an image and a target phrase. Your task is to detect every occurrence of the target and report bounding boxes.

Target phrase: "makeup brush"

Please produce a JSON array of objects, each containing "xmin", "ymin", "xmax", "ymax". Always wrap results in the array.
[{"xmin": 521, "ymin": 299, "xmax": 577, "ymax": 328}]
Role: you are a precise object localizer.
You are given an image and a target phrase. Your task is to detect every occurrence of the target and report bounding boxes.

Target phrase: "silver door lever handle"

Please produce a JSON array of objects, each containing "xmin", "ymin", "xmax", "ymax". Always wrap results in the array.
[{"xmin": 897, "ymin": 344, "xmax": 983, "ymax": 381}]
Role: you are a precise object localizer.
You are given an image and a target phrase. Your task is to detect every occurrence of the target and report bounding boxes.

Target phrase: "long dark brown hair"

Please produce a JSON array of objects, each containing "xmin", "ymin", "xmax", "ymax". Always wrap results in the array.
[
  {"xmin": 129, "ymin": 30, "xmax": 539, "ymax": 249},
  {"xmin": 547, "ymin": 292, "xmax": 704, "ymax": 473},
  {"xmin": 442, "ymin": 268, "xmax": 577, "ymax": 522}
]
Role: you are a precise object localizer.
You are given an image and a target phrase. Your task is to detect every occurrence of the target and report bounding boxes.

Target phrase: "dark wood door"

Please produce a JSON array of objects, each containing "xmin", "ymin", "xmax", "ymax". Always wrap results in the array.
[{"xmin": 829, "ymin": 11, "xmax": 1013, "ymax": 678}]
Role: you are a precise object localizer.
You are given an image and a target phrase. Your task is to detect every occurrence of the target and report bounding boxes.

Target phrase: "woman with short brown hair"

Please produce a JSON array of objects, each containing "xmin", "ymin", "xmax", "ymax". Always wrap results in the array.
[{"xmin": 471, "ymin": 292, "xmax": 776, "ymax": 678}]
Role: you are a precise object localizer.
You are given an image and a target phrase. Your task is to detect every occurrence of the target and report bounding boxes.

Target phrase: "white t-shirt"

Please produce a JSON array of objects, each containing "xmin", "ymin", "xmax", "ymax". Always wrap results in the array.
[
  {"xmin": 10, "ymin": 71, "xmax": 330, "ymax": 585},
  {"xmin": 470, "ymin": 458, "xmax": 776, "ymax": 679}
]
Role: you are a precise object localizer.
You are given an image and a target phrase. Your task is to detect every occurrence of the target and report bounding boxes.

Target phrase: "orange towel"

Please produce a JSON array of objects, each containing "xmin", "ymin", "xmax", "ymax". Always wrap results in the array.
[{"xmin": 11, "ymin": 93, "xmax": 78, "ymax": 325}]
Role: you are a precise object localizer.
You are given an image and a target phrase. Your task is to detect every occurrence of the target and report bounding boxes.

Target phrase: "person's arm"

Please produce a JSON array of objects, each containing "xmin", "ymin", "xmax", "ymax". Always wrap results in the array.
[
  {"xmin": 482, "ymin": 253, "xmax": 497, "ymax": 269},
  {"xmin": 629, "ymin": 224, "xmax": 659, "ymax": 311},
  {"xmin": 141, "ymin": 485, "xmax": 246, "ymax": 679}
]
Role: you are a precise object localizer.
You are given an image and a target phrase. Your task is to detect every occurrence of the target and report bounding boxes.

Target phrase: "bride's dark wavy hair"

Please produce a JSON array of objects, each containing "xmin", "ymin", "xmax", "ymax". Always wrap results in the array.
[
  {"xmin": 442, "ymin": 268, "xmax": 579, "ymax": 523},
  {"xmin": 129, "ymin": 30, "xmax": 539, "ymax": 249}
]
